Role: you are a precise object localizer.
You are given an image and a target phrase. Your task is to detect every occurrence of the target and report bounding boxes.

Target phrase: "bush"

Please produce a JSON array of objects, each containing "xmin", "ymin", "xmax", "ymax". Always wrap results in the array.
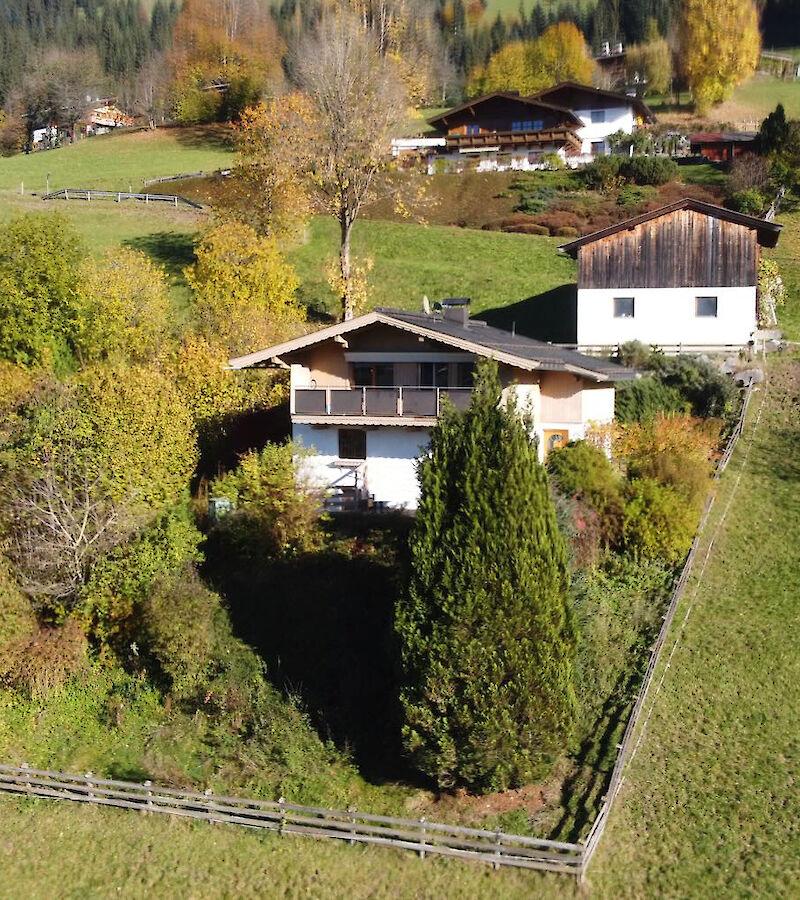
[
  {"xmin": 727, "ymin": 189, "xmax": 767, "ymax": 216},
  {"xmin": 622, "ymin": 477, "xmax": 698, "ymax": 566},
  {"xmin": 615, "ymin": 376, "xmax": 689, "ymax": 423},
  {"xmin": 622, "ymin": 155, "xmax": 679, "ymax": 186},
  {"xmin": 554, "ymin": 225, "xmax": 579, "ymax": 237},
  {"xmin": 505, "ymin": 222, "xmax": 550, "ymax": 235},
  {"xmin": 0, "ymin": 557, "xmax": 35, "ymax": 649},
  {"xmin": 615, "ymin": 340, "xmax": 655, "ymax": 369},
  {"xmin": 548, "ymin": 440, "xmax": 625, "ymax": 546},
  {"xmin": 581, "ymin": 155, "xmax": 624, "ymax": 190},
  {"xmin": 648, "ymin": 355, "xmax": 736, "ymax": 419},
  {"xmin": 0, "ymin": 619, "xmax": 88, "ymax": 699}
]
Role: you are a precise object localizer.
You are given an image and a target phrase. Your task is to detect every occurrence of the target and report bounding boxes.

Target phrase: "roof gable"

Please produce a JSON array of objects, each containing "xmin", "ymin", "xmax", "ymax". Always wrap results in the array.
[
  {"xmin": 427, "ymin": 92, "xmax": 581, "ymax": 129},
  {"xmin": 559, "ymin": 198, "xmax": 782, "ymax": 256},
  {"xmin": 228, "ymin": 309, "xmax": 635, "ymax": 382},
  {"xmin": 531, "ymin": 82, "xmax": 655, "ymax": 122}
]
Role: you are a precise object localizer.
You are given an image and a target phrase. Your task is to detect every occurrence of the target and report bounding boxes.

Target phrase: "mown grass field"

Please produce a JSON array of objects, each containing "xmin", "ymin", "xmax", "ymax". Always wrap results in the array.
[
  {"xmin": 589, "ymin": 353, "xmax": 800, "ymax": 896},
  {"xmin": 0, "ymin": 796, "xmax": 574, "ymax": 899},
  {"xmin": 702, "ymin": 72, "xmax": 800, "ymax": 123},
  {"xmin": 765, "ymin": 207, "xmax": 800, "ymax": 341},
  {"xmin": 0, "ymin": 126, "xmax": 235, "ymax": 193}
]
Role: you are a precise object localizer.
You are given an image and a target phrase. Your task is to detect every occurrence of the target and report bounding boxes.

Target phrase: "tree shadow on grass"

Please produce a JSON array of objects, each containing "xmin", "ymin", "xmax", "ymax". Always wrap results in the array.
[
  {"xmin": 476, "ymin": 283, "xmax": 577, "ymax": 344},
  {"xmin": 204, "ymin": 513, "xmax": 419, "ymax": 785},
  {"xmin": 170, "ymin": 124, "xmax": 235, "ymax": 153},
  {"xmin": 124, "ymin": 231, "xmax": 197, "ymax": 281}
]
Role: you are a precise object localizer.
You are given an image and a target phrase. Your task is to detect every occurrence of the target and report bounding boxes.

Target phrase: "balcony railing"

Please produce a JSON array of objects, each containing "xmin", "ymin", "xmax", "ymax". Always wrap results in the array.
[{"xmin": 292, "ymin": 386, "xmax": 472, "ymax": 418}]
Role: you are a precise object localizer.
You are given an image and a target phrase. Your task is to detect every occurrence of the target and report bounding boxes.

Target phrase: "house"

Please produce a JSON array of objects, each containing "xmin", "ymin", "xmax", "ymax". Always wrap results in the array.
[
  {"xmin": 394, "ymin": 92, "xmax": 585, "ymax": 173},
  {"xmin": 530, "ymin": 82, "xmax": 655, "ymax": 160},
  {"xmin": 558, "ymin": 198, "xmax": 783, "ymax": 352},
  {"xmin": 392, "ymin": 84, "xmax": 654, "ymax": 171},
  {"xmin": 689, "ymin": 131, "xmax": 758, "ymax": 163},
  {"xmin": 594, "ymin": 41, "xmax": 627, "ymax": 89},
  {"xmin": 83, "ymin": 103, "xmax": 134, "ymax": 136},
  {"xmin": 228, "ymin": 302, "xmax": 635, "ymax": 509}
]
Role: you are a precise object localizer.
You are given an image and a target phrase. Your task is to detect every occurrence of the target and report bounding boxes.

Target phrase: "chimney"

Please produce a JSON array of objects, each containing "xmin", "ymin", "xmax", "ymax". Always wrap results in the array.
[{"xmin": 440, "ymin": 298, "xmax": 471, "ymax": 326}]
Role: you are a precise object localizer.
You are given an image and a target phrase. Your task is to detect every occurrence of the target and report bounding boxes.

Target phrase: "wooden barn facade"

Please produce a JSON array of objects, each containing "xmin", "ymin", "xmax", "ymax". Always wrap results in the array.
[{"xmin": 559, "ymin": 199, "xmax": 782, "ymax": 351}]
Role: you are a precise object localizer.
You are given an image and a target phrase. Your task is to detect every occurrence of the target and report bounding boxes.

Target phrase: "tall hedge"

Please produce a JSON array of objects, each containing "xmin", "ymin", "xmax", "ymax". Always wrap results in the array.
[{"xmin": 395, "ymin": 360, "xmax": 576, "ymax": 793}]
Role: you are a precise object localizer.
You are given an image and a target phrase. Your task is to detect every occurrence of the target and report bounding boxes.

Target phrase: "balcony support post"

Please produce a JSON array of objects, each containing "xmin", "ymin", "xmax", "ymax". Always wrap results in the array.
[
  {"xmin": 325, "ymin": 387, "xmax": 331, "ymax": 414},
  {"xmin": 398, "ymin": 386, "xmax": 403, "ymax": 416}
]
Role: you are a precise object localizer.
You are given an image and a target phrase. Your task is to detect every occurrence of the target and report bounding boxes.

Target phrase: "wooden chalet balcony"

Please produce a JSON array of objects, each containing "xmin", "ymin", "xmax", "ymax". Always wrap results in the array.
[
  {"xmin": 292, "ymin": 386, "xmax": 472, "ymax": 420},
  {"xmin": 445, "ymin": 128, "xmax": 582, "ymax": 155}
]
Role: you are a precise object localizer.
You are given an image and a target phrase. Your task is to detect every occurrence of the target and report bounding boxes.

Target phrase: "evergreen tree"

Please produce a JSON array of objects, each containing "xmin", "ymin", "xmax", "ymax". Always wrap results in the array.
[{"xmin": 396, "ymin": 360, "xmax": 576, "ymax": 793}]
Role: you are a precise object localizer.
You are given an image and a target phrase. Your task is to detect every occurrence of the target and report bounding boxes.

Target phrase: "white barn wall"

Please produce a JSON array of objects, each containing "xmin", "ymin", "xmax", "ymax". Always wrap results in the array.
[
  {"xmin": 574, "ymin": 106, "xmax": 635, "ymax": 154},
  {"xmin": 576, "ymin": 286, "xmax": 757, "ymax": 348}
]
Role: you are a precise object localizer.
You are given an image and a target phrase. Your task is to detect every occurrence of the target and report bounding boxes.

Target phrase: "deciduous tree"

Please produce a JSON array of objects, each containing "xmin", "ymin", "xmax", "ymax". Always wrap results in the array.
[
  {"xmin": 681, "ymin": 0, "xmax": 760, "ymax": 115},
  {"xmin": 396, "ymin": 360, "xmax": 576, "ymax": 792}
]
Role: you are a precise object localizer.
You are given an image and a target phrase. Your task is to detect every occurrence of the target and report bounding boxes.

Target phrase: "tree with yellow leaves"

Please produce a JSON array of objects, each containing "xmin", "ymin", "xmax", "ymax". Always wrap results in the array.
[
  {"xmin": 185, "ymin": 221, "xmax": 305, "ymax": 356},
  {"xmin": 681, "ymin": 0, "xmax": 760, "ymax": 115},
  {"xmin": 468, "ymin": 23, "xmax": 595, "ymax": 97}
]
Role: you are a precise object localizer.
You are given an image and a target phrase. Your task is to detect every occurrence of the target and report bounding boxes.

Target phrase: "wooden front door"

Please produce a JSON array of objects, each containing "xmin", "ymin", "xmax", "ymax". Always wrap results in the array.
[{"xmin": 543, "ymin": 429, "xmax": 569, "ymax": 458}]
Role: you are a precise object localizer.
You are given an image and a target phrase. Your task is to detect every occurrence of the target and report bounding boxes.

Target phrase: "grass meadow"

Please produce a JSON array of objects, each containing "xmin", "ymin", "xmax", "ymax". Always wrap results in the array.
[{"xmin": 589, "ymin": 354, "xmax": 800, "ymax": 896}]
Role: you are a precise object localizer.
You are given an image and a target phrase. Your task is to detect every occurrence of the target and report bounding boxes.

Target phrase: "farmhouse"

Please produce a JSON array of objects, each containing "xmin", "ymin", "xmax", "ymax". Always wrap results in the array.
[
  {"xmin": 559, "ymin": 198, "xmax": 783, "ymax": 352},
  {"xmin": 229, "ymin": 302, "xmax": 635, "ymax": 509},
  {"xmin": 392, "ymin": 84, "xmax": 654, "ymax": 172},
  {"xmin": 530, "ymin": 82, "xmax": 654, "ymax": 160},
  {"xmin": 689, "ymin": 131, "xmax": 759, "ymax": 163}
]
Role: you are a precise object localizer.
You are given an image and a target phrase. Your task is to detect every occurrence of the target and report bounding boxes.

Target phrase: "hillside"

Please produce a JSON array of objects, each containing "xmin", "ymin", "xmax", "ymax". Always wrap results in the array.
[{"xmin": 590, "ymin": 354, "xmax": 800, "ymax": 895}]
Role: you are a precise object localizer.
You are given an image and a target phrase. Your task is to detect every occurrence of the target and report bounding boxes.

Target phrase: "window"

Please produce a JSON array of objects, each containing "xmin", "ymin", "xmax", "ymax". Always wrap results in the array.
[
  {"xmin": 511, "ymin": 121, "xmax": 523, "ymax": 131},
  {"xmin": 696, "ymin": 296, "xmax": 718, "ymax": 317},
  {"xmin": 614, "ymin": 297, "xmax": 635, "ymax": 318},
  {"xmin": 352, "ymin": 363, "xmax": 394, "ymax": 386},
  {"xmin": 456, "ymin": 362, "xmax": 475, "ymax": 387},
  {"xmin": 466, "ymin": 124, "xmax": 480, "ymax": 135},
  {"xmin": 591, "ymin": 141, "xmax": 606, "ymax": 156},
  {"xmin": 512, "ymin": 119, "xmax": 541, "ymax": 132},
  {"xmin": 532, "ymin": 118, "xmax": 543, "ymax": 131},
  {"xmin": 419, "ymin": 362, "xmax": 449, "ymax": 387},
  {"xmin": 338, "ymin": 429, "xmax": 366, "ymax": 460},
  {"xmin": 590, "ymin": 109, "xmax": 606, "ymax": 123}
]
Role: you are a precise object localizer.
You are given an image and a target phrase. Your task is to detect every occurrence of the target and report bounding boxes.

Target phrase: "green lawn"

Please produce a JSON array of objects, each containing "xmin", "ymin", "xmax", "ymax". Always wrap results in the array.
[
  {"xmin": 0, "ymin": 126, "xmax": 235, "ymax": 193},
  {"xmin": 765, "ymin": 207, "xmax": 800, "ymax": 341},
  {"xmin": 0, "ymin": 796, "xmax": 575, "ymax": 899},
  {"xmin": 591, "ymin": 355, "xmax": 800, "ymax": 896},
  {"xmin": 288, "ymin": 216, "xmax": 575, "ymax": 322}
]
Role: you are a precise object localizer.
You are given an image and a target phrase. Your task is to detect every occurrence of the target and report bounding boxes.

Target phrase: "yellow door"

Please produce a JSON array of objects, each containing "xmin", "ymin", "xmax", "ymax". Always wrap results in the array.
[{"xmin": 543, "ymin": 429, "xmax": 569, "ymax": 458}]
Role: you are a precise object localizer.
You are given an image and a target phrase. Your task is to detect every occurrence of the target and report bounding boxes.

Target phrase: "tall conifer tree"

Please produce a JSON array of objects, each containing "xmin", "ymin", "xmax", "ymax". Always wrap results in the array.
[{"xmin": 396, "ymin": 360, "xmax": 575, "ymax": 792}]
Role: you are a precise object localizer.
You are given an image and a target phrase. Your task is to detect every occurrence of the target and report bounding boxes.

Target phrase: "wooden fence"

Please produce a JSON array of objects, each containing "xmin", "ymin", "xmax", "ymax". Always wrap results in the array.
[
  {"xmin": 41, "ymin": 189, "xmax": 202, "ymax": 209},
  {"xmin": 0, "ymin": 383, "xmax": 755, "ymax": 880},
  {"xmin": 142, "ymin": 171, "xmax": 204, "ymax": 186},
  {"xmin": 0, "ymin": 764, "xmax": 583, "ymax": 876}
]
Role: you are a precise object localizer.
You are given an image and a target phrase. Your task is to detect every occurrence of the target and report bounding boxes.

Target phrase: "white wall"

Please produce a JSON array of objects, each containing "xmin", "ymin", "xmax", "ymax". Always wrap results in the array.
[
  {"xmin": 294, "ymin": 424, "xmax": 430, "ymax": 509},
  {"xmin": 577, "ymin": 286, "xmax": 757, "ymax": 348},
  {"xmin": 574, "ymin": 106, "xmax": 635, "ymax": 155}
]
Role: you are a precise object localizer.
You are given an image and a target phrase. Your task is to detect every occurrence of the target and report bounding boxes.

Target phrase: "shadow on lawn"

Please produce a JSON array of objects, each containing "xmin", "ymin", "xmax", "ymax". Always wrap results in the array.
[
  {"xmin": 204, "ymin": 513, "xmax": 418, "ymax": 785},
  {"xmin": 476, "ymin": 283, "xmax": 577, "ymax": 344},
  {"xmin": 124, "ymin": 231, "xmax": 197, "ymax": 280}
]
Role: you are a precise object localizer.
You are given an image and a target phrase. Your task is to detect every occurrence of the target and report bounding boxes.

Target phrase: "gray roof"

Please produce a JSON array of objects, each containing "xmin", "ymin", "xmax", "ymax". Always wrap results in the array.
[{"xmin": 229, "ymin": 308, "xmax": 637, "ymax": 383}]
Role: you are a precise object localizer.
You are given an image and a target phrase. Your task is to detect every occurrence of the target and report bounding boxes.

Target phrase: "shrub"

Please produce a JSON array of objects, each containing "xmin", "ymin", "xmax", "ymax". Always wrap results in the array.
[
  {"xmin": 648, "ymin": 355, "xmax": 737, "ymax": 419},
  {"xmin": 615, "ymin": 340, "xmax": 655, "ymax": 368},
  {"xmin": 541, "ymin": 151, "xmax": 565, "ymax": 170},
  {"xmin": 622, "ymin": 155, "xmax": 679, "ymax": 186},
  {"xmin": 505, "ymin": 222, "xmax": 550, "ymax": 235},
  {"xmin": 622, "ymin": 477, "xmax": 698, "ymax": 566},
  {"xmin": 547, "ymin": 440, "xmax": 625, "ymax": 546},
  {"xmin": 0, "ymin": 619, "xmax": 88, "ymax": 699},
  {"xmin": 615, "ymin": 376, "xmax": 689, "ymax": 423},
  {"xmin": 0, "ymin": 557, "xmax": 36, "ymax": 649},
  {"xmin": 727, "ymin": 189, "xmax": 767, "ymax": 216},
  {"xmin": 209, "ymin": 442, "xmax": 325, "ymax": 559},
  {"xmin": 572, "ymin": 555, "xmax": 674, "ymax": 731},
  {"xmin": 581, "ymin": 155, "xmax": 624, "ymax": 190},
  {"xmin": 554, "ymin": 225, "xmax": 579, "ymax": 237}
]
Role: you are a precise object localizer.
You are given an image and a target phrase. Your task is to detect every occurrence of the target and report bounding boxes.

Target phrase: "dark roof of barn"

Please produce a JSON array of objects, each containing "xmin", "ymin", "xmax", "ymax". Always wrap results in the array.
[
  {"xmin": 558, "ymin": 198, "xmax": 783, "ymax": 256},
  {"xmin": 228, "ymin": 308, "xmax": 636, "ymax": 382}
]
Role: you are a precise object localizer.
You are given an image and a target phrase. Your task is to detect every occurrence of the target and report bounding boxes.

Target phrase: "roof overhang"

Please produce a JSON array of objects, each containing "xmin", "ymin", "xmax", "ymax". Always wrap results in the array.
[
  {"xmin": 228, "ymin": 310, "xmax": 620, "ymax": 382},
  {"xmin": 558, "ymin": 198, "xmax": 783, "ymax": 256},
  {"xmin": 427, "ymin": 92, "xmax": 582, "ymax": 130},
  {"xmin": 530, "ymin": 81, "xmax": 656, "ymax": 124}
]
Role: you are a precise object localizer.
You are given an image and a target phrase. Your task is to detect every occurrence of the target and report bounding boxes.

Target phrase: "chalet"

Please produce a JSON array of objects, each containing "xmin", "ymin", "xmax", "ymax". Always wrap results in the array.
[
  {"xmin": 689, "ymin": 132, "xmax": 758, "ymax": 163},
  {"xmin": 392, "ymin": 84, "xmax": 654, "ymax": 171},
  {"xmin": 559, "ymin": 199, "xmax": 783, "ymax": 352},
  {"xmin": 530, "ymin": 82, "xmax": 655, "ymax": 160},
  {"xmin": 229, "ymin": 303, "xmax": 635, "ymax": 509}
]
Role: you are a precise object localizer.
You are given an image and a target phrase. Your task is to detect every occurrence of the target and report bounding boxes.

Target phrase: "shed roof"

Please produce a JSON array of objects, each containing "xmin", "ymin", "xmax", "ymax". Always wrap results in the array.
[
  {"xmin": 228, "ymin": 309, "xmax": 636, "ymax": 382},
  {"xmin": 530, "ymin": 82, "xmax": 655, "ymax": 123},
  {"xmin": 558, "ymin": 198, "xmax": 783, "ymax": 256}
]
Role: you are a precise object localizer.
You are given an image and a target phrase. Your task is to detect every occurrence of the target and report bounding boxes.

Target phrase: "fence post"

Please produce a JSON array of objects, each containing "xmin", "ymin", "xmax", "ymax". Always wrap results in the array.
[
  {"xmin": 204, "ymin": 788, "xmax": 215, "ymax": 823},
  {"xmin": 419, "ymin": 817, "xmax": 426, "ymax": 860},
  {"xmin": 85, "ymin": 771, "xmax": 94, "ymax": 802},
  {"xmin": 144, "ymin": 780, "xmax": 153, "ymax": 814},
  {"xmin": 493, "ymin": 829, "xmax": 502, "ymax": 870},
  {"xmin": 21, "ymin": 762, "xmax": 31, "ymax": 795},
  {"xmin": 174, "ymin": 196, "xmax": 178, "ymax": 209},
  {"xmin": 347, "ymin": 806, "xmax": 357, "ymax": 846},
  {"xmin": 278, "ymin": 796, "xmax": 286, "ymax": 835}
]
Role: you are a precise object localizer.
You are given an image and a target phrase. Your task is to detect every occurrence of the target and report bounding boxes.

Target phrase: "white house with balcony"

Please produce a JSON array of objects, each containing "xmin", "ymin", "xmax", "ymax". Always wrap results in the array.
[
  {"xmin": 228, "ymin": 302, "xmax": 635, "ymax": 510},
  {"xmin": 558, "ymin": 199, "xmax": 783, "ymax": 352},
  {"xmin": 530, "ymin": 82, "xmax": 654, "ymax": 160}
]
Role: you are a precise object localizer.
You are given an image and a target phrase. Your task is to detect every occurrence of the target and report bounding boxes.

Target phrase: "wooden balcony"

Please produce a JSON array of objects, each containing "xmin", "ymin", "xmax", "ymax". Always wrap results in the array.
[{"xmin": 292, "ymin": 386, "xmax": 472, "ymax": 422}]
